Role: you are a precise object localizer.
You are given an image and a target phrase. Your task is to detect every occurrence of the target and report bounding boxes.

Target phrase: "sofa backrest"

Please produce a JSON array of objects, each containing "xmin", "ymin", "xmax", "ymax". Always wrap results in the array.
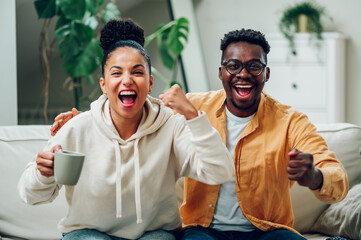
[
  {"xmin": 1, "ymin": 123, "xmax": 360, "ymax": 239},
  {"xmin": 0, "ymin": 125, "xmax": 66, "ymax": 240},
  {"xmin": 292, "ymin": 123, "xmax": 361, "ymax": 233}
]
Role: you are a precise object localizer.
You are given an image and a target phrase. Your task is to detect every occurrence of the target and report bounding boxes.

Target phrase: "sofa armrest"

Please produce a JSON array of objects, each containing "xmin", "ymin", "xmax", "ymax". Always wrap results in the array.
[{"xmin": 0, "ymin": 125, "xmax": 67, "ymax": 240}]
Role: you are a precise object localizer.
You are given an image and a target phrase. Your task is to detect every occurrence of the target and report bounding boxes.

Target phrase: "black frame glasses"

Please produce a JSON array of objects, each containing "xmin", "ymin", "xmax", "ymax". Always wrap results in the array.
[{"xmin": 222, "ymin": 59, "xmax": 266, "ymax": 77}]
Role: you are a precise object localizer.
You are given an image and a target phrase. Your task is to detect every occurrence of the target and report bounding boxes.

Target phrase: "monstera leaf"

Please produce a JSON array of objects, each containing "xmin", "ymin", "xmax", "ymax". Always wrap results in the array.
[
  {"xmin": 85, "ymin": 0, "xmax": 104, "ymax": 16},
  {"xmin": 63, "ymin": 38, "xmax": 102, "ymax": 77},
  {"xmin": 167, "ymin": 17, "xmax": 189, "ymax": 57},
  {"xmin": 156, "ymin": 25, "xmax": 175, "ymax": 69},
  {"xmin": 145, "ymin": 17, "xmax": 189, "ymax": 70},
  {"xmin": 56, "ymin": 21, "xmax": 94, "ymax": 59},
  {"xmin": 58, "ymin": 0, "xmax": 86, "ymax": 20},
  {"xmin": 34, "ymin": 0, "xmax": 56, "ymax": 18}
]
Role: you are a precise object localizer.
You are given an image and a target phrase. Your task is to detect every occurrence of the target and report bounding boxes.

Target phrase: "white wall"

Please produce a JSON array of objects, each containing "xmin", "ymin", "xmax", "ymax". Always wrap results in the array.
[
  {"xmin": 0, "ymin": 1, "xmax": 17, "ymax": 125},
  {"xmin": 170, "ymin": 0, "xmax": 209, "ymax": 92},
  {"xmin": 193, "ymin": 0, "xmax": 361, "ymax": 126}
]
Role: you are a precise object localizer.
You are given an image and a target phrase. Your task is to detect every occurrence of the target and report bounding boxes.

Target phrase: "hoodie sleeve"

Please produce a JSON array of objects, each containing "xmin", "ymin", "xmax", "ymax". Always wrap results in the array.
[
  {"xmin": 17, "ymin": 119, "xmax": 78, "ymax": 205},
  {"xmin": 173, "ymin": 112, "xmax": 234, "ymax": 185},
  {"xmin": 17, "ymin": 152, "xmax": 61, "ymax": 205}
]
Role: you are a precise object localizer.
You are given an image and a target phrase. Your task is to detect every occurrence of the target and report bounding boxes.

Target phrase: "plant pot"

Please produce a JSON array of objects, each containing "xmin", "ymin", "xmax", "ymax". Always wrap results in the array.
[{"xmin": 297, "ymin": 14, "xmax": 309, "ymax": 32}]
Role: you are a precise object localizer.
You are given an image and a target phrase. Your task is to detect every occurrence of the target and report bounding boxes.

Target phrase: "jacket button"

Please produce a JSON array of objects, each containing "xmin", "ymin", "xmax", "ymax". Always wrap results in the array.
[{"xmin": 209, "ymin": 204, "xmax": 213, "ymax": 208}]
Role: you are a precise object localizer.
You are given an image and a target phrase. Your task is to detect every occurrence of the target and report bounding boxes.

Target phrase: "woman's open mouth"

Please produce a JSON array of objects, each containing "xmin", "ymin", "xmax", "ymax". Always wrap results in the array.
[
  {"xmin": 119, "ymin": 90, "xmax": 137, "ymax": 108},
  {"xmin": 233, "ymin": 84, "xmax": 253, "ymax": 99}
]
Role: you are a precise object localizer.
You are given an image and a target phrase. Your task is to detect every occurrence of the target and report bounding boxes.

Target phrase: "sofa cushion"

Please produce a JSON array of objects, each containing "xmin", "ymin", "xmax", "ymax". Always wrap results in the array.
[
  {"xmin": 292, "ymin": 123, "xmax": 361, "ymax": 234},
  {"xmin": 0, "ymin": 125, "xmax": 66, "ymax": 240},
  {"xmin": 310, "ymin": 182, "xmax": 361, "ymax": 239}
]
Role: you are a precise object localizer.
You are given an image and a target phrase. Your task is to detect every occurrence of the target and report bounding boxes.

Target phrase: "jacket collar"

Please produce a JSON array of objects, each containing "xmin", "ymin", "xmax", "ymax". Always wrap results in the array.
[{"xmin": 215, "ymin": 91, "xmax": 266, "ymax": 139}]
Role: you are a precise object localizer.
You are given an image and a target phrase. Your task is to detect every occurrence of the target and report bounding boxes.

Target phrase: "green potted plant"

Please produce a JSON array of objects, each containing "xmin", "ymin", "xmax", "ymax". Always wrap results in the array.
[
  {"xmin": 34, "ymin": 0, "xmax": 189, "ymax": 123},
  {"xmin": 278, "ymin": 1, "xmax": 332, "ymax": 55},
  {"xmin": 34, "ymin": 0, "xmax": 120, "ymax": 122}
]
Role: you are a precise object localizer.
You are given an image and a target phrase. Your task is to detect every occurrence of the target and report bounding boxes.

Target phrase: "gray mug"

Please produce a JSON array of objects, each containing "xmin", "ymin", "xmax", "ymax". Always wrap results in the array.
[{"xmin": 54, "ymin": 150, "xmax": 85, "ymax": 185}]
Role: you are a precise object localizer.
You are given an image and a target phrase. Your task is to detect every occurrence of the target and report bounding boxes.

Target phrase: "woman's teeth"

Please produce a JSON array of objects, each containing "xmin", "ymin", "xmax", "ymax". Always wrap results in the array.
[
  {"xmin": 119, "ymin": 91, "xmax": 137, "ymax": 104},
  {"xmin": 120, "ymin": 90, "xmax": 136, "ymax": 96}
]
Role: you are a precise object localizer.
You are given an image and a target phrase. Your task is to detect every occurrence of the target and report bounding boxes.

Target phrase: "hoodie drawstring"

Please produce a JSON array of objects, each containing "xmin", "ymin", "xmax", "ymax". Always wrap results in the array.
[
  {"xmin": 133, "ymin": 138, "xmax": 143, "ymax": 224},
  {"xmin": 113, "ymin": 138, "xmax": 143, "ymax": 224},
  {"xmin": 114, "ymin": 139, "xmax": 122, "ymax": 218}
]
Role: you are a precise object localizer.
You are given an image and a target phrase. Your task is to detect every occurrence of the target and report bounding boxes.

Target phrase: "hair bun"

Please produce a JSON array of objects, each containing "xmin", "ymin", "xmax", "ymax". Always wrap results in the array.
[{"xmin": 100, "ymin": 19, "xmax": 145, "ymax": 52}]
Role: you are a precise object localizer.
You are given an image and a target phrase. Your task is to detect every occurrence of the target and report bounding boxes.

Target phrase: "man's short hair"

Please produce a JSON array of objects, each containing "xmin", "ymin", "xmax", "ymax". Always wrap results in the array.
[{"xmin": 220, "ymin": 29, "xmax": 271, "ymax": 64}]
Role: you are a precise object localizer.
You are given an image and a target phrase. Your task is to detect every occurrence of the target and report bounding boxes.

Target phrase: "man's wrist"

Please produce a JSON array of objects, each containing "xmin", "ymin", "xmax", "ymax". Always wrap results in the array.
[{"xmin": 309, "ymin": 168, "xmax": 324, "ymax": 190}]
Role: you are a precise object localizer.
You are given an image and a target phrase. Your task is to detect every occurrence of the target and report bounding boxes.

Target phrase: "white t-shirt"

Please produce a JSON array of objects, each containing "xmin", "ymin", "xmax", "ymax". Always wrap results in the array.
[{"xmin": 210, "ymin": 107, "xmax": 256, "ymax": 232}]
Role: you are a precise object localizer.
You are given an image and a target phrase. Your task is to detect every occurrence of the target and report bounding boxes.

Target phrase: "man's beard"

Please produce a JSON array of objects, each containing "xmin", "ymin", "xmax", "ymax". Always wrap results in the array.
[{"xmin": 230, "ymin": 97, "xmax": 256, "ymax": 111}]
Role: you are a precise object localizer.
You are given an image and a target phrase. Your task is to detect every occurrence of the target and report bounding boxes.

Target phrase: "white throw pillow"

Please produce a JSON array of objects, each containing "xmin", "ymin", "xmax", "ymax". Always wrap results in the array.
[{"xmin": 311, "ymin": 183, "xmax": 361, "ymax": 239}]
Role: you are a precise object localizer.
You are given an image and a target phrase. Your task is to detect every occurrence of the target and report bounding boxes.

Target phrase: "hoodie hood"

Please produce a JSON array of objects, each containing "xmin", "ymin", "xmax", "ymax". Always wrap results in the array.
[
  {"xmin": 90, "ymin": 94, "xmax": 174, "ymax": 223},
  {"xmin": 91, "ymin": 94, "xmax": 174, "ymax": 142}
]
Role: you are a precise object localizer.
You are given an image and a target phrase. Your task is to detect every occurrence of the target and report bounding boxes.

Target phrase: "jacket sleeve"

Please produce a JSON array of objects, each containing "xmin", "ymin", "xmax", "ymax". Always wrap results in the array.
[
  {"xmin": 289, "ymin": 114, "xmax": 349, "ymax": 203},
  {"xmin": 17, "ymin": 151, "xmax": 61, "ymax": 205},
  {"xmin": 172, "ymin": 112, "xmax": 234, "ymax": 185}
]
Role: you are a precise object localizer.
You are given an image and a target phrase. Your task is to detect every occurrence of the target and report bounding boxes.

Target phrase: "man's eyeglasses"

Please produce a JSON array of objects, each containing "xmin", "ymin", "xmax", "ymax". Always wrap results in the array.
[{"xmin": 221, "ymin": 59, "xmax": 266, "ymax": 77}]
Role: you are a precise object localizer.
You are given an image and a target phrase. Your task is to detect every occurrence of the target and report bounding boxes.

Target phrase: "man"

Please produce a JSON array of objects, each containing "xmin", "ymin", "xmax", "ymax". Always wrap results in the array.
[
  {"xmin": 177, "ymin": 29, "xmax": 348, "ymax": 239},
  {"xmin": 51, "ymin": 29, "xmax": 348, "ymax": 239}
]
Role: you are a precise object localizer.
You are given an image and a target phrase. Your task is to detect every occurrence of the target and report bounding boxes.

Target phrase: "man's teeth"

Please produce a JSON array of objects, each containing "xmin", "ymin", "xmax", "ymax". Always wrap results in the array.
[
  {"xmin": 120, "ymin": 91, "xmax": 136, "ymax": 95},
  {"xmin": 235, "ymin": 85, "xmax": 252, "ymax": 88}
]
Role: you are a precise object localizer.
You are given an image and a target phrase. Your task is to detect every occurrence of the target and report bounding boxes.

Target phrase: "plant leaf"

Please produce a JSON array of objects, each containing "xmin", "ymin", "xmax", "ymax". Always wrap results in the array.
[
  {"xmin": 83, "ymin": 16, "xmax": 99, "ymax": 30},
  {"xmin": 63, "ymin": 38, "xmax": 102, "ymax": 77},
  {"xmin": 155, "ymin": 24, "xmax": 176, "ymax": 69},
  {"xmin": 56, "ymin": 24, "xmax": 80, "ymax": 58},
  {"xmin": 159, "ymin": 44, "xmax": 175, "ymax": 69},
  {"xmin": 85, "ymin": 0, "xmax": 103, "ymax": 16},
  {"xmin": 148, "ymin": 18, "xmax": 189, "ymax": 69},
  {"xmin": 145, "ymin": 21, "xmax": 174, "ymax": 48},
  {"xmin": 55, "ymin": 12, "xmax": 71, "ymax": 30},
  {"xmin": 56, "ymin": 21, "xmax": 94, "ymax": 59},
  {"xmin": 101, "ymin": 2, "xmax": 121, "ymax": 23},
  {"xmin": 34, "ymin": 0, "xmax": 56, "ymax": 18},
  {"xmin": 59, "ymin": 0, "xmax": 86, "ymax": 20},
  {"xmin": 74, "ymin": 21, "xmax": 94, "ymax": 43},
  {"xmin": 167, "ymin": 17, "xmax": 189, "ymax": 57}
]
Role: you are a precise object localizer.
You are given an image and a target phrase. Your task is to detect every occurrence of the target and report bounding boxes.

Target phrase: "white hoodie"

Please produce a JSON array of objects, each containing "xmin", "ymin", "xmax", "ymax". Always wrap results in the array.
[{"xmin": 18, "ymin": 95, "xmax": 233, "ymax": 239}]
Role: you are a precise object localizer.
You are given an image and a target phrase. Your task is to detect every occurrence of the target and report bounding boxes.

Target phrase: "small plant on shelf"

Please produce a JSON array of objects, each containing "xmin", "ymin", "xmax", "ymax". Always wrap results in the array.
[{"xmin": 278, "ymin": 1, "xmax": 332, "ymax": 55}]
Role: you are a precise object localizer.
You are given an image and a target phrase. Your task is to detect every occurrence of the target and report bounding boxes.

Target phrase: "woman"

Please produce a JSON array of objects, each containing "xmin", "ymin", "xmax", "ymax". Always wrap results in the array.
[{"xmin": 18, "ymin": 19, "xmax": 234, "ymax": 240}]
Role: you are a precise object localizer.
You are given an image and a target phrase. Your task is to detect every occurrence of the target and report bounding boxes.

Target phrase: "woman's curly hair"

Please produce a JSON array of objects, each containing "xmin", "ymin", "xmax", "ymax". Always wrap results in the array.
[{"xmin": 100, "ymin": 19, "xmax": 151, "ymax": 75}]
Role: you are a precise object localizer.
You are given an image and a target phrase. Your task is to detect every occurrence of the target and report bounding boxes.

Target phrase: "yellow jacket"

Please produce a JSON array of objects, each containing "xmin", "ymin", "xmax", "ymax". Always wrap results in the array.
[{"xmin": 180, "ymin": 89, "xmax": 348, "ymax": 234}]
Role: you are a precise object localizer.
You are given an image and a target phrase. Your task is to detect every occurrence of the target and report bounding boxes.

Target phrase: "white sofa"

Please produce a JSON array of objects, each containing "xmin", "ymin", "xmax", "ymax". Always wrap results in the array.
[{"xmin": 1, "ymin": 123, "xmax": 361, "ymax": 240}]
